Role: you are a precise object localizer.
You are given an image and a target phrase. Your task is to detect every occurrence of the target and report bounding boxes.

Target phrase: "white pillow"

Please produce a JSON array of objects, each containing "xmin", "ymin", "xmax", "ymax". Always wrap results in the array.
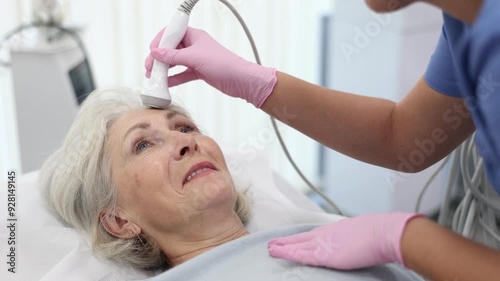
[{"xmin": 0, "ymin": 148, "xmax": 342, "ymax": 281}]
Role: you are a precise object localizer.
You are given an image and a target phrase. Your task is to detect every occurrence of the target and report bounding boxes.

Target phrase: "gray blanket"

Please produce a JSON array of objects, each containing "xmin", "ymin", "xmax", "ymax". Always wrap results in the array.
[{"xmin": 144, "ymin": 224, "xmax": 423, "ymax": 281}]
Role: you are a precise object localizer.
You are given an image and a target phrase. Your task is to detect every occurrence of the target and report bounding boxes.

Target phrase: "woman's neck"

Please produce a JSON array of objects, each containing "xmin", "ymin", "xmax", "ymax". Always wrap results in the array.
[{"xmin": 158, "ymin": 212, "xmax": 249, "ymax": 267}]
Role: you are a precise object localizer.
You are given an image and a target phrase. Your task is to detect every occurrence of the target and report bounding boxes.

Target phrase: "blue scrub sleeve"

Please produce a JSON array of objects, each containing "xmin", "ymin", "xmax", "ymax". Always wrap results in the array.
[
  {"xmin": 424, "ymin": 27, "xmax": 462, "ymax": 97},
  {"xmin": 465, "ymin": 25, "xmax": 500, "ymax": 194}
]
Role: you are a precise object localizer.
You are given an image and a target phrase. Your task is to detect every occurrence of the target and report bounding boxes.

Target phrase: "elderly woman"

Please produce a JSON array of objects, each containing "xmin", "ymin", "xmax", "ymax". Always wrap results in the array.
[
  {"xmin": 39, "ymin": 87, "xmax": 251, "ymax": 270},
  {"xmin": 39, "ymin": 88, "xmax": 420, "ymax": 281}
]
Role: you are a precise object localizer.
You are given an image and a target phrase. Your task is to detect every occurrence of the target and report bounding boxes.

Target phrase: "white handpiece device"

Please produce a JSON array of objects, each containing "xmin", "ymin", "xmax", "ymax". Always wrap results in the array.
[{"xmin": 142, "ymin": 0, "xmax": 199, "ymax": 108}]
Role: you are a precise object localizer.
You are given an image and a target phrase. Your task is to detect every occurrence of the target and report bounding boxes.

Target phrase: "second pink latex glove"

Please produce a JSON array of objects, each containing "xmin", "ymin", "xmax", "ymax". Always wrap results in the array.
[
  {"xmin": 145, "ymin": 27, "xmax": 277, "ymax": 108},
  {"xmin": 268, "ymin": 212, "xmax": 423, "ymax": 270}
]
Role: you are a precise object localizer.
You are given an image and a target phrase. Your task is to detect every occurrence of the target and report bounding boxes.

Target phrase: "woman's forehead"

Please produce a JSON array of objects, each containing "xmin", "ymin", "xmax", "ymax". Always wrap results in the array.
[
  {"xmin": 108, "ymin": 108, "xmax": 191, "ymax": 139},
  {"xmin": 120, "ymin": 108, "xmax": 190, "ymax": 123}
]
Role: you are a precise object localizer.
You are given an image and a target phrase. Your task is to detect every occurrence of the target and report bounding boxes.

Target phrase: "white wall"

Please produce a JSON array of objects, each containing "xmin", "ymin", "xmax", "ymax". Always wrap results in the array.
[
  {"xmin": 0, "ymin": 1, "xmax": 26, "ymax": 177},
  {"xmin": 323, "ymin": 1, "xmax": 445, "ymax": 215},
  {"xmin": 0, "ymin": 0, "xmax": 333, "ymax": 191}
]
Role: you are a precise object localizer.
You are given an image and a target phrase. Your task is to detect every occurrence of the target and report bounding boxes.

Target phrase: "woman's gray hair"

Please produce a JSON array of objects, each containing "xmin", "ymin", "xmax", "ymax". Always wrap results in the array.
[{"xmin": 39, "ymin": 87, "xmax": 251, "ymax": 270}]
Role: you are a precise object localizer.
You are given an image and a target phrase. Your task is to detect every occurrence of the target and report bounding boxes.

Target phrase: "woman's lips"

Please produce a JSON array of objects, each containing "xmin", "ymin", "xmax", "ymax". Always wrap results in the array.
[
  {"xmin": 183, "ymin": 168, "xmax": 215, "ymax": 186},
  {"xmin": 183, "ymin": 161, "xmax": 217, "ymax": 186}
]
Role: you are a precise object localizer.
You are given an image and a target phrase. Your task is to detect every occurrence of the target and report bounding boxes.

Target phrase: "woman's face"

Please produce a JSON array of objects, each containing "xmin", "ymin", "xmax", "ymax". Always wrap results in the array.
[{"xmin": 106, "ymin": 108, "xmax": 237, "ymax": 237}]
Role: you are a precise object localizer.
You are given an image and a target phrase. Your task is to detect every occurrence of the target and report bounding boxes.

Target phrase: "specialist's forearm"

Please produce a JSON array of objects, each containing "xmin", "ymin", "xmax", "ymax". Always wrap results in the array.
[
  {"xmin": 260, "ymin": 72, "xmax": 474, "ymax": 171},
  {"xmin": 401, "ymin": 217, "xmax": 500, "ymax": 281},
  {"xmin": 261, "ymin": 71, "xmax": 397, "ymax": 168}
]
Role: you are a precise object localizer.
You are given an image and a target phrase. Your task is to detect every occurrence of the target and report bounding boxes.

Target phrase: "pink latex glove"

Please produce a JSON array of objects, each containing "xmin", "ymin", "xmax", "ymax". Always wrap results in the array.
[
  {"xmin": 145, "ymin": 27, "xmax": 277, "ymax": 108},
  {"xmin": 268, "ymin": 212, "xmax": 423, "ymax": 270}
]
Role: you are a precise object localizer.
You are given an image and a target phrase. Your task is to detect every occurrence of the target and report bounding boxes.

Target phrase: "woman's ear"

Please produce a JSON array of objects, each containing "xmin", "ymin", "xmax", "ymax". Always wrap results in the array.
[{"xmin": 99, "ymin": 209, "xmax": 141, "ymax": 238}]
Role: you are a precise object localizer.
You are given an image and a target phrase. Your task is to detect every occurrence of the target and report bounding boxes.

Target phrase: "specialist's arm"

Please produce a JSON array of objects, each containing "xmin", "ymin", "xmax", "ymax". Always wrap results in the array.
[
  {"xmin": 261, "ymin": 72, "xmax": 475, "ymax": 172},
  {"xmin": 147, "ymin": 27, "xmax": 475, "ymax": 172},
  {"xmin": 401, "ymin": 217, "xmax": 500, "ymax": 281}
]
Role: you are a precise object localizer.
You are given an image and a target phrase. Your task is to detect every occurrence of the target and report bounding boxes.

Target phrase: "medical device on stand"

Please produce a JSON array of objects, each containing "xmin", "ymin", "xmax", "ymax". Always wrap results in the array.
[{"xmin": 4, "ymin": 0, "xmax": 95, "ymax": 173}]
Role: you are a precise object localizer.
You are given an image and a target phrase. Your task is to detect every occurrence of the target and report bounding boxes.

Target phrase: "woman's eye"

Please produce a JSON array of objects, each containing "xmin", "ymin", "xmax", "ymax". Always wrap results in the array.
[
  {"xmin": 134, "ymin": 140, "xmax": 151, "ymax": 153},
  {"xmin": 179, "ymin": 125, "xmax": 195, "ymax": 133}
]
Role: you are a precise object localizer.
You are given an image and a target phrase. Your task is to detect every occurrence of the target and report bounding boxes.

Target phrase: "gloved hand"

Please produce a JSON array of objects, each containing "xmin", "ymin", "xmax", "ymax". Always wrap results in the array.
[
  {"xmin": 145, "ymin": 27, "xmax": 277, "ymax": 108},
  {"xmin": 268, "ymin": 212, "xmax": 423, "ymax": 270}
]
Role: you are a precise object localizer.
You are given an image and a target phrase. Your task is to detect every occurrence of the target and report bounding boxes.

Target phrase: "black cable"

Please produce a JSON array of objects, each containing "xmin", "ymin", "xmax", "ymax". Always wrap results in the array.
[
  {"xmin": 0, "ymin": 24, "xmax": 37, "ymax": 67},
  {"xmin": 1, "ymin": 23, "xmax": 95, "ymax": 104},
  {"xmin": 0, "ymin": 23, "xmax": 91, "ymax": 71}
]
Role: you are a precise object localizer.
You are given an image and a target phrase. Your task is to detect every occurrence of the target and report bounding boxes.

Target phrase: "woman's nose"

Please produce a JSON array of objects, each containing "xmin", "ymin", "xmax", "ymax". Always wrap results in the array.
[{"xmin": 172, "ymin": 132, "xmax": 199, "ymax": 159}]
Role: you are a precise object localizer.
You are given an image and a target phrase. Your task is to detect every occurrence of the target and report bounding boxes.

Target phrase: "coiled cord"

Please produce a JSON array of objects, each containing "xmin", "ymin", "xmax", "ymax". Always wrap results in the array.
[
  {"xmin": 415, "ymin": 132, "xmax": 500, "ymax": 247},
  {"xmin": 452, "ymin": 135, "xmax": 500, "ymax": 247}
]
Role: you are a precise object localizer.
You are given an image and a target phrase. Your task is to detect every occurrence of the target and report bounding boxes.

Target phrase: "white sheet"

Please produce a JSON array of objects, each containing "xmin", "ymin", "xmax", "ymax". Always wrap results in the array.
[{"xmin": 0, "ymin": 148, "xmax": 343, "ymax": 281}]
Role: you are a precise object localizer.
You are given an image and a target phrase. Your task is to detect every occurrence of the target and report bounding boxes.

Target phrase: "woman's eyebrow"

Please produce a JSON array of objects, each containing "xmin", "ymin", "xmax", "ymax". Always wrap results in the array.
[
  {"xmin": 123, "ymin": 122, "xmax": 150, "ymax": 142},
  {"xmin": 122, "ymin": 111, "xmax": 182, "ymax": 142},
  {"xmin": 165, "ymin": 111, "xmax": 179, "ymax": 120}
]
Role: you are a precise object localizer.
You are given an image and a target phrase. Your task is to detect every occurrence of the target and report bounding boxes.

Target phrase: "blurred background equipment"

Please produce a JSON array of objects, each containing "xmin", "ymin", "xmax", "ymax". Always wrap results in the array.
[{"xmin": 4, "ymin": 0, "xmax": 95, "ymax": 173}]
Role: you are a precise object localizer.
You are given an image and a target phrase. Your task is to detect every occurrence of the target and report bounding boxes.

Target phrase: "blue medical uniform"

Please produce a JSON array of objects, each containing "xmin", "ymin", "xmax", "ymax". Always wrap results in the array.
[{"xmin": 424, "ymin": 0, "xmax": 500, "ymax": 194}]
